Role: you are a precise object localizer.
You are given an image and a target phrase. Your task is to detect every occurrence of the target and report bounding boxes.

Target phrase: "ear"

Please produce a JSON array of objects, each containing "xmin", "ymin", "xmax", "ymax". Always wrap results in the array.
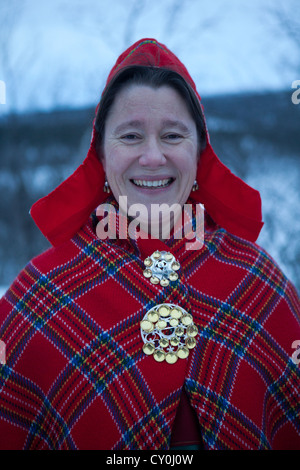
[
  {"xmin": 96, "ymin": 142, "xmax": 106, "ymax": 171},
  {"xmin": 101, "ymin": 154, "xmax": 106, "ymax": 172}
]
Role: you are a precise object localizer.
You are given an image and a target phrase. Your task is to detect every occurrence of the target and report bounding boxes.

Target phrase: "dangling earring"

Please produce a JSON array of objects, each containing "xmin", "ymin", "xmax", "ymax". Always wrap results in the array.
[
  {"xmin": 103, "ymin": 179, "xmax": 111, "ymax": 193},
  {"xmin": 192, "ymin": 180, "xmax": 199, "ymax": 192}
]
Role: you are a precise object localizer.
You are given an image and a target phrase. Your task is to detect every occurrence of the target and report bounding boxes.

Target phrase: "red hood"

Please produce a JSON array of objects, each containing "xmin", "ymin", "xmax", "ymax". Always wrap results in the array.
[{"xmin": 30, "ymin": 38, "xmax": 263, "ymax": 246}]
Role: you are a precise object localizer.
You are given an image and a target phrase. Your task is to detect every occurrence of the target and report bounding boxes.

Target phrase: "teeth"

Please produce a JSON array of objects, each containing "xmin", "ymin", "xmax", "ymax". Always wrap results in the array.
[{"xmin": 132, "ymin": 178, "xmax": 172, "ymax": 188}]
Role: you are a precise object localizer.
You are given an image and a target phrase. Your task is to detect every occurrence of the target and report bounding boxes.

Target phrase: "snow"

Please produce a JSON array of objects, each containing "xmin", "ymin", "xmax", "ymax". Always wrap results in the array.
[
  {"xmin": 0, "ymin": 0, "xmax": 299, "ymax": 115},
  {"xmin": 0, "ymin": 286, "xmax": 7, "ymax": 299},
  {"xmin": 249, "ymin": 155, "xmax": 300, "ymax": 283}
]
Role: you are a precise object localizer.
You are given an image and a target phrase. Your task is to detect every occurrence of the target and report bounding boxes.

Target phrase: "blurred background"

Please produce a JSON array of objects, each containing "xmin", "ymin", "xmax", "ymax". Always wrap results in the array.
[{"xmin": 0, "ymin": 0, "xmax": 299, "ymax": 295}]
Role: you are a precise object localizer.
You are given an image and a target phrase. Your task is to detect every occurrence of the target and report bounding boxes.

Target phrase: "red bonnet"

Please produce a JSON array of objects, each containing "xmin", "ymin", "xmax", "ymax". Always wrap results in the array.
[{"xmin": 30, "ymin": 38, "xmax": 263, "ymax": 246}]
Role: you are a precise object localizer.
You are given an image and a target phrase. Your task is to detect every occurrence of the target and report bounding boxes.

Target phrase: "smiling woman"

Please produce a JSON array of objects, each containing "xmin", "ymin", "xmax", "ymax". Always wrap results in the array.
[
  {"xmin": 0, "ymin": 38, "xmax": 299, "ymax": 451},
  {"xmin": 95, "ymin": 65, "xmax": 206, "ymax": 240}
]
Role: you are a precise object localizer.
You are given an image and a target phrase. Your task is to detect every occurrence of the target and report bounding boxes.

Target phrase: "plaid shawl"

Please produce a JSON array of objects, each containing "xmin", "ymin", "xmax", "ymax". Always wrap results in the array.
[{"xmin": 0, "ymin": 202, "xmax": 299, "ymax": 450}]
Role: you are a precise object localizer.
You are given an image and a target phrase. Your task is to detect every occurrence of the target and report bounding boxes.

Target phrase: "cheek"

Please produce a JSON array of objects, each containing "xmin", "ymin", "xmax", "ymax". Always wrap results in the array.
[
  {"xmin": 176, "ymin": 145, "xmax": 198, "ymax": 176},
  {"xmin": 101, "ymin": 156, "xmax": 107, "ymax": 173},
  {"xmin": 103, "ymin": 148, "xmax": 131, "ymax": 180}
]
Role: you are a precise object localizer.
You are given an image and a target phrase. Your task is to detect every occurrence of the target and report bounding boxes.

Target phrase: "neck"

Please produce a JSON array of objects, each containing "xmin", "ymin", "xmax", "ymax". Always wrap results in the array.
[{"xmin": 94, "ymin": 194, "xmax": 205, "ymax": 252}]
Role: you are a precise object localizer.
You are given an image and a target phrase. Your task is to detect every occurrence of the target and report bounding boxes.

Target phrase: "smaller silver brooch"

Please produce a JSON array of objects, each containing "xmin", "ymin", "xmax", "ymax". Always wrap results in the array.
[{"xmin": 143, "ymin": 251, "xmax": 180, "ymax": 287}]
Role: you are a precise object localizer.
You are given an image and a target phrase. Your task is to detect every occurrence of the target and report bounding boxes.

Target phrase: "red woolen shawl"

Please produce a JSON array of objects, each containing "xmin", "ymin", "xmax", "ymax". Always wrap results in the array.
[
  {"xmin": 1, "ymin": 198, "xmax": 299, "ymax": 449},
  {"xmin": 30, "ymin": 38, "xmax": 263, "ymax": 247},
  {"xmin": 1, "ymin": 38, "xmax": 299, "ymax": 451}
]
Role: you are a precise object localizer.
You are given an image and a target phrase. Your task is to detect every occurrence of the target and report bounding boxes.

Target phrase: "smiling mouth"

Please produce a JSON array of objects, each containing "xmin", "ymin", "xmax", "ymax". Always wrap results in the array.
[{"xmin": 131, "ymin": 178, "xmax": 175, "ymax": 189}]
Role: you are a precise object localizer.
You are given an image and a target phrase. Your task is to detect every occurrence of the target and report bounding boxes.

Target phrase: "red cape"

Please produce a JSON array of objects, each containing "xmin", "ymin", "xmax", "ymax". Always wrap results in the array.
[
  {"xmin": 1, "ymin": 39, "xmax": 299, "ymax": 450},
  {"xmin": 0, "ymin": 202, "xmax": 299, "ymax": 449}
]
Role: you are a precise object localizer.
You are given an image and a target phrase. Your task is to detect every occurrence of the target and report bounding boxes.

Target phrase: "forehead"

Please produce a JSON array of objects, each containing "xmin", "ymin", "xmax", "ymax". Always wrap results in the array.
[{"xmin": 106, "ymin": 84, "xmax": 194, "ymax": 126}]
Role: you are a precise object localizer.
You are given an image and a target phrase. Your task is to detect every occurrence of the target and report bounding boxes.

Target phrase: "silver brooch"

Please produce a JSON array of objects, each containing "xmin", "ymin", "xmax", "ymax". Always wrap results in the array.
[
  {"xmin": 140, "ymin": 303, "xmax": 198, "ymax": 364},
  {"xmin": 143, "ymin": 251, "xmax": 180, "ymax": 287}
]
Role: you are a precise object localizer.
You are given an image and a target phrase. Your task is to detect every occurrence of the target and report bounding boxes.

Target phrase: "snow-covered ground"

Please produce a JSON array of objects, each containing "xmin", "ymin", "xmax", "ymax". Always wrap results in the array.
[{"xmin": 0, "ymin": 0, "xmax": 299, "ymax": 115}]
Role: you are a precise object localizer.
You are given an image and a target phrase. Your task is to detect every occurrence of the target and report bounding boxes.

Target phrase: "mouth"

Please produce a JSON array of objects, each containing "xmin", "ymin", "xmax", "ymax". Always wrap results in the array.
[{"xmin": 130, "ymin": 178, "xmax": 175, "ymax": 189}]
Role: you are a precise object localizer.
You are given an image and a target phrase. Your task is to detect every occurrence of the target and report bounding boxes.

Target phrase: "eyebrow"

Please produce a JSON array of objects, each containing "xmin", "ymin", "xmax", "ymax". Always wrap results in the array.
[
  {"xmin": 113, "ymin": 119, "xmax": 191, "ymax": 135},
  {"xmin": 162, "ymin": 120, "xmax": 191, "ymax": 133},
  {"xmin": 114, "ymin": 120, "xmax": 144, "ymax": 135}
]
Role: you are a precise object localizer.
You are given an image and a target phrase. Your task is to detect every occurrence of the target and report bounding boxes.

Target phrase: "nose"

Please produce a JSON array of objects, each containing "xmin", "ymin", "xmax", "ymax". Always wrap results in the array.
[{"xmin": 138, "ymin": 138, "xmax": 166, "ymax": 167}]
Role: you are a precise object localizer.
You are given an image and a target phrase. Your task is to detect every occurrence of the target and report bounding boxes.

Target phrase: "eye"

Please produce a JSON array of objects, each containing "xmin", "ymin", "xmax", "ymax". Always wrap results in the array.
[
  {"xmin": 120, "ymin": 133, "xmax": 140, "ymax": 141},
  {"xmin": 163, "ymin": 133, "xmax": 184, "ymax": 142}
]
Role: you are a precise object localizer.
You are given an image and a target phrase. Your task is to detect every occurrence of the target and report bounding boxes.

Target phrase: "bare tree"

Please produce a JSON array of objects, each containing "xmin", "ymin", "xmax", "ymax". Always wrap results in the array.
[
  {"xmin": 267, "ymin": 0, "xmax": 300, "ymax": 70},
  {"xmin": 0, "ymin": 1, "xmax": 24, "ymax": 113}
]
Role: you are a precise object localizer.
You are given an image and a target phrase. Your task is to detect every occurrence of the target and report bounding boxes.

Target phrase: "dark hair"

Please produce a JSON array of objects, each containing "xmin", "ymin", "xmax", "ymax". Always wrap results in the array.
[{"xmin": 95, "ymin": 65, "xmax": 207, "ymax": 154}]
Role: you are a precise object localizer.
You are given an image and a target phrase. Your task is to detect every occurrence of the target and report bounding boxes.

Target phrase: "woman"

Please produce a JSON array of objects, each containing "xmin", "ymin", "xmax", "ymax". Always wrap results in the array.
[{"xmin": 0, "ymin": 38, "xmax": 299, "ymax": 450}]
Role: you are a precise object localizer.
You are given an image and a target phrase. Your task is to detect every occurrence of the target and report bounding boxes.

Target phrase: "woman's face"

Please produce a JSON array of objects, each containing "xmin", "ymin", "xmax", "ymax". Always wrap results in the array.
[{"xmin": 102, "ymin": 84, "xmax": 199, "ymax": 220}]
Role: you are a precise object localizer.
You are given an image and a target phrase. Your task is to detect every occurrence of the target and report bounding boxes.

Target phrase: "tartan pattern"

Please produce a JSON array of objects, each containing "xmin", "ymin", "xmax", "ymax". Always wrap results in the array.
[{"xmin": 0, "ymin": 201, "xmax": 299, "ymax": 450}]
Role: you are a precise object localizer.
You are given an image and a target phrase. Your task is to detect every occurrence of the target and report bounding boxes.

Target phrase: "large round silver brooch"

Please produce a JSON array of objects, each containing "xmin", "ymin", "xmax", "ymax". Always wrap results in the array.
[{"xmin": 140, "ymin": 303, "xmax": 198, "ymax": 364}]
